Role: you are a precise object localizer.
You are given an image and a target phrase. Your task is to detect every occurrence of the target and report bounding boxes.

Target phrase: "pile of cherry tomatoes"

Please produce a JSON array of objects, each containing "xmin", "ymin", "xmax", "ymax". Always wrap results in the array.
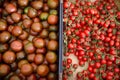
[{"xmin": 63, "ymin": 0, "xmax": 120, "ymax": 80}]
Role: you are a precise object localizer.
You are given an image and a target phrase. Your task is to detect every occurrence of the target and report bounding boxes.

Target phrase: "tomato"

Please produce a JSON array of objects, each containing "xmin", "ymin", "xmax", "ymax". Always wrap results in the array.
[
  {"xmin": 31, "ymin": 1, "xmax": 43, "ymax": 10},
  {"xmin": 101, "ymin": 59, "xmax": 106, "ymax": 64},
  {"xmin": 47, "ymin": 0, "xmax": 59, "ymax": 9},
  {"xmin": 79, "ymin": 32, "xmax": 86, "ymax": 38},
  {"xmin": 0, "ymin": 31, "xmax": 11, "ymax": 43},
  {"xmin": 40, "ymin": 12, "xmax": 49, "ymax": 20},
  {"xmin": 73, "ymin": 64, "xmax": 78, "ymax": 69},
  {"xmin": 67, "ymin": 58, "xmax": 72, "ymax": 64},
  {"xmin": 88, "ymin": 66, "xmax": 93, "ymax": 72},
  {"xmin": 68, "ymin": 43, "xmax": 74, "ymax": 49},
  {"xmin": 71, "ymin": 38, "xmax": 77, "ymax": 43},
  {"xmin": 89, "ymin": 73, "xmax": 95, "ymax": 79},
  {"xmin": 37, "ymin": 64, "xmax": 49, "ymax": 77},
  {"xmin": 84, "ymin": 29, "xmax": 90, "ymax": 36},
  {"xmin": 79, "ymin": 61, "xmax": 85, "ymax": 66},
  {"xmin": 79, "ymin": 50, "xmax": 85, "ymax": 56},
  {"xmin": 64, "ymin": 52, "xmax": 70, "ymax": 56},
  {"xmin": 47, "ymin": 40, "xmax": 58, "ymax": 51},
  {"xmin": 0, "ymin": 64, "xmax": 10, "ymax": 77},
  {"xmin": 106, "ymin": 75, "xmax": 113, "ymax": 80},
  {"xmin": 64, "ymin": 2, "xmax": 69, "ymax": 8},
  {"xmin": 107, "ymin": 72, "xmax": 114, "ymax": 76},
  {"xmin": 46, "ymin": 51, "xmax": 57, "ymax": 64},
  {"xmin": 73, "ymin": 10, "xmax": 78, "ymax": 16},
  {"xmin": 107, "ymin": 61, "xmax": 112, "ymax": 66},
  {"xmin": 66, "ymin": 65, "xmax": 70, "ymax": 69},
  {"xmin": 88, "ymin": 52, "xmax": 94, "ymax": 57},
  {"xmin": 114, "ymin": 68, "xmax": 120, "ymax": 73},
  {"xmin": 47, "ymin": 15, "xmax": 58, "ymax": 25},
  {"xmin": 20, "ymin": 64, "xmax": 33, "ymax": 76},
  {"xmin": 95, "ymin": 62, "xmax": 101, "ymax": 68}
]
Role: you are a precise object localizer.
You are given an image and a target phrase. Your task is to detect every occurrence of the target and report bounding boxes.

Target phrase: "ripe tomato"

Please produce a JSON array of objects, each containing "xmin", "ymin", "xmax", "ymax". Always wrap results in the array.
[
  {"xmin": 64, "ymin": 2, "xmax": 69, "ymax": 8},
  {"xmin": 95, "ymin": 62, "xmax": 101, "ymax": 68},
  {"xmin": 67, "ymin": 58, "xmax": 72, "ymax": 64},
  {"xmin": 89, "ymin": 73, "xmax": 95, "ymax": 79}
]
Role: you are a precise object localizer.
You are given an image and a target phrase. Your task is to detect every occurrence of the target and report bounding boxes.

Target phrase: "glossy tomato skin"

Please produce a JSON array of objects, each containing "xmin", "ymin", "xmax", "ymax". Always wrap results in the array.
[
  {"xmin": 31, "ymin": 1, "xmax": 43, "ymax": 10},
  {"xmin": 24, "ymin": 42, "xmax": 35, "ymax": 54},
  {"xmin": 31, "ymin": 22, "xmax": 42, "ymax": 32},
  {"xmin": 47, "ymin": 0, "xmax": 59, "ymax": 9},
  {"xmin": 67, "ymin": 58, "xmax": 72, "ymax": 64},
  {"xmin": 27, "ymin": 74, "xmax": 37, "ymax": 80},
  {"xmin": 5, "ymin": 3, "xmax": 17, "ymax": 13},
  {"xmin": 46, "ymin": 51, "xmax": 57, "ymax": 64},
  {"xmin": 10, "ymin": 75, "xmax": 21, "ymax": 80},
  {"xmin": 12, "ymin": 26, "xmax": 23, "ymax": 37},
  {"xmin": 47, "ymin": 15, "xmax": 58, "ymax": 25},
  {"xmin": 18, "ymin": 0, "xmax": 29, "ymax": 7},
  {"xmin": 101, "ymin": 59, "xmax": 106, "ymax": 64},
  {"xmin": 10, "ymin": 40, "xmax": 23, "ymax": 52},
  {"xmin": 23, "ymin": 19, "xmax": 32, "ymax": 28},
  {"xmin": 64, "ymin": 2, "xmax": 69, "ymax": 8},
  {"xmin": 34, "ymin": 54, "xmax": 44, "ymax": 65},
  {"xmin": 95, "ymin": 62, "xmax": 101, "ymax": 68},
  {"xmin": 11, "ymin": 12, "xmax": 21, "ymax": 23},
  {"xmin": 89, "ymin": 73, "xmax": 95, "ymax": 79},
  {"xmin": 47, "ymin": 40, "xmax": 58, "ymax": 51},
  {"xmin": 37, "ymin": 64, "xmax": 49, "ymax": 77},
  {"xmin": 20, "ymin": 63, "xmax": 33, "ymax": 76},
  {"xmin": 0, "ymin": 64, "xmax": 10, "ymax": 77},
  {"xmin": 114, "ymin": 68, "xmax": 120, "ymax": 73},
  {"xmin": 33, "ymin": 38, "xmax": 45, "ymax": 48},
  {"xmin": 3, "ymin": 51, "xmax": 16, "ymax": 64},
  {"xmin": 0, "ymin": 31, "xmax": 11, "ymax": 43}
]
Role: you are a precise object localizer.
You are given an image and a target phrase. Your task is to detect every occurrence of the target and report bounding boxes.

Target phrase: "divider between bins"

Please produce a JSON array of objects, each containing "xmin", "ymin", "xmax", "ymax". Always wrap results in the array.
[{"xmin": 59, "ymin": 1, "xmax": 63, "ymax": 80}]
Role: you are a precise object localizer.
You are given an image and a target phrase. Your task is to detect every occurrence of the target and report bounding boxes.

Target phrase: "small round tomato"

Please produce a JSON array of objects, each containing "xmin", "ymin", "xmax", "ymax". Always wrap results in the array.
[
  {"xmin": 114, "ymin": 68, "xmax": 120, "ymax": 73},
  {"xmin": 64, "ymin": 2, "xmax": 69, "ymax": 8},
  {"xmin": 95, "ymin": 62, "xmax": 101, "ymax": 68},
  {"xmin": 89, "ymin": 73, "xmax": 95, "ymax": 79},
  {"xmin": 68, "ymin": 43, "xmax": 74, "ymax": 49},
  {"xmin": 67, "ymin": 58, "xmax": 72, "ymax": 64}
]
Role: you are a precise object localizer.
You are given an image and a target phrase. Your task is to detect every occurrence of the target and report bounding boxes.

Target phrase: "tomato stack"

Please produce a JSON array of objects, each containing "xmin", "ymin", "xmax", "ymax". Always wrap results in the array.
[
  {"xmin": 63, "ymin": 0, "xmax": 120, "ymax": 80},
  {"xmin": 0, "ymin": 0, "xmax": 59, "ymax": 80}
]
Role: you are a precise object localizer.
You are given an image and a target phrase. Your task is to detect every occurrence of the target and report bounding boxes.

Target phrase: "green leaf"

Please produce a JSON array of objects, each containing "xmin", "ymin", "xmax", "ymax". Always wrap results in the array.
[
  {"xmin": 102, "ymin": 54, "xmax": 105, "ymax": 59},
  {"xmin": 112, "ymin": 29, "xmax": 117, "ymax": 35},
  {"xmin": 85, "ymin": 77, "xmax": 89, "ymax": 80},
  {"xmin": 114, "ymin": 0, "xmax": 120, "ymax": 10},
  {"xmin": 114, "ymin": 16, "xmax": 120, "ymax": 25},
  {"xmin": 99, "ymin": 73, "xmax": 103, "ymax": 80},
  {"xmin": 116, "ymin": 59, "xmax": 120, "ymax": 64}
]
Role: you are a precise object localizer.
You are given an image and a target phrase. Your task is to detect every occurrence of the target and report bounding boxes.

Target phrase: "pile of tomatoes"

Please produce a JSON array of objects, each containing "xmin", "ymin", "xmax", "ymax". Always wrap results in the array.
[
  {"xmin": 0, "ymin": 0, "xmax": 59, "ymax": 80},
  {"xmin": 63, "ymin": 0, "xmax": 120, "ymax": 80}
]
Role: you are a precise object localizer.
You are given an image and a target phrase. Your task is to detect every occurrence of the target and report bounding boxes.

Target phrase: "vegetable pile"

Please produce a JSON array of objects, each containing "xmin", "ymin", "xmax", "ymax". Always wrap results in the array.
[
  {"xmin": 0, "ymin": 0, "xmax": 59, "ymax": 80},
  {"xmin": 63, "ymin": 0, "xmax": 120, "ymax": 80}
]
